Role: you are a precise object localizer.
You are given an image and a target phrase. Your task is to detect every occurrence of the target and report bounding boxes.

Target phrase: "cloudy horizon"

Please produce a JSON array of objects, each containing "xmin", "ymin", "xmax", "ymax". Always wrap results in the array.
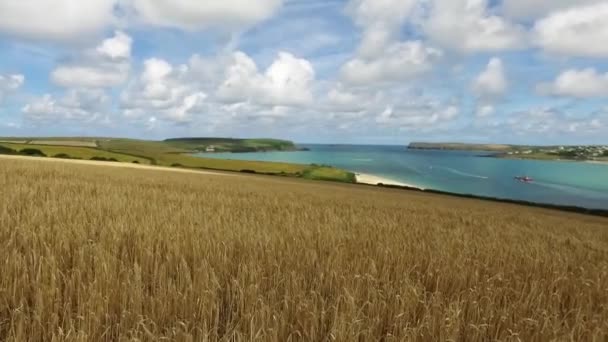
[{"xmin": 0, "ymin": 0, "xmax": 607, "ymax": 145}]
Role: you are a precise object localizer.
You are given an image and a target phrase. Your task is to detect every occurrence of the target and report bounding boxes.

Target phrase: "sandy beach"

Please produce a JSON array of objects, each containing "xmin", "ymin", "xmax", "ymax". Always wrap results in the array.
[{"xmin": 355, "ymin": 172, "xmax": 425, "ymax": 190}]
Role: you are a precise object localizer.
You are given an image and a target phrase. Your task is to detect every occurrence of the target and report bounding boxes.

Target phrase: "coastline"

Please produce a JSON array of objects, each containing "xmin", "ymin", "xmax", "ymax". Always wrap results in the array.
[
  {"xmin": 355, "ymin": 172, "xmax": 425, "ymax": 190},
  {"xmin": 492, "ymin": 155, "xmax": 608, "ymax": 164}
]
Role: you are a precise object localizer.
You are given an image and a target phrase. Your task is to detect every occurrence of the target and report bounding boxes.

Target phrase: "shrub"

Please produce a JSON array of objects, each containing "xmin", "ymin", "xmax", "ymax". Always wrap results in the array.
[
  {"xmin": 53, "ymin": 153, "xmax": 72, "ymax": 159},
  {"xmin": 19, "ymin": 148, "xmax": 46, "ymax": 157},
  {"xmin": 90, "ymin": 156, "xmax": 118, "ymax": 162},
  {"xmin": 0, "ymin": 146, "xmax": 17, "ymax": 155},
  {"xmin": 132, "ymin": 161, "xmax": 140, "ymax": 164},
  {"xmin": 171, "ymin": 163, "xmax": 183, "ymax": 167},
  {"xmin": 240, "ymin": 169, "xmax": 257, "ymax": 174}
]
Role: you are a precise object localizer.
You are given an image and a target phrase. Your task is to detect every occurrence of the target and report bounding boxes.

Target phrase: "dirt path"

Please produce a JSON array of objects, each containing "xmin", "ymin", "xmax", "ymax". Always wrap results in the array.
[{"xmin": 0, "ymin": 154, "xmax": 234, "ymax": 177}]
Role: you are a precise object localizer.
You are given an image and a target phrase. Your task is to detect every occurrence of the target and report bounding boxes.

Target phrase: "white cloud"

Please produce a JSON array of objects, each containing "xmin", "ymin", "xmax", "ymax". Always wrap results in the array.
[
  {"xmin": 502, "ymin": 0, "xmax": 602, "ymax": 20},
  {"xmin": 0, "ymin": 0, "xmax": 286, "ymax": 43},
  {"xmin": 23, "ymin": 88, "xmax": 110, "ymax": 123},
  {"xmin": 52, "ymin": 66, "xmax": 129, "ymax": 89},
  {"xmin": 121, "ymin": 58, "xmax": 207, "ymax": 124},
  {"xmin": 533, "ymin": 3, "xmax": 608, "ymax": 57},
  {"xmin": 217, "ymin": 51, "xmax": 315, "ymax": 107},
  {"xmin": 129, "ymin": 0, "xmax": 283, "ymax": 31},
  {"xmin": 424, "ymin": 0, "xmax": 527, "ymax": 53},
  {"xmin": 96, "ymin": 31, "xmax": 132, "ymax": 60},
  {"xmin": 508, "ymin": 107, "xmax": 606, "ymax": 136},
  {"xmin": 123, "ymin": 51, "xmax": 314, "ymax": 127},
  {"xmin": 376, "ymin": 98, "xmax": 460, "ymax": 131},
  {"xmin": 342, "ymin": 0, "xmax": 442, "ymax": 87},
  {"xmin": 51, "ymin": 31, "xmax": 132, "ymax": 88},
  {"xmin": 0, "ymin": 0, "xmax": 117, "ymax": 42},
  {"xmin": 538, "ymin": 68, "xmax": 608, "ymax": 98},
  {"xmin": 340, "ymin": 41, "xmax": 442, "ymax": 85},
  {"xmin": 473, "ymin": 58, "xmax": 508, "ymax": 101},
  {"xmin": 0, "ymin": 74, "xmax": 25, "ymax": 101},
  {"xmin": 476, "ymin": 105, "xmax": 495, "ymax": 118},
  {"xmin": 327, "ymin": 87, "xmax": 364, "ymax": 112},
  {"xmin": 346, "ymin": 0, "xmax": 418, "ymax": 58},
  {"xmin": 322, "ymin": 83, "xmax": 386, "ymax": 114}
]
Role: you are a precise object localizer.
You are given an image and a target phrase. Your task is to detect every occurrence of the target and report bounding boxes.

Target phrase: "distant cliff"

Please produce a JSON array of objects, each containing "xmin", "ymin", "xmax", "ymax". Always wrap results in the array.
[
  {"xmin": 164, "ymin": 138, "xmax": 302, "ymax": 153},
  {"xmin": 408, "ymin": 142, "xmax": 514, "ymax": 151}
]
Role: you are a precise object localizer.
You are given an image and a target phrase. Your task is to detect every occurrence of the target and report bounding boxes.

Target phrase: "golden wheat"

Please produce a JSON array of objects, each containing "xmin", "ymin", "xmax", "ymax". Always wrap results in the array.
[{"xmin": 0, "ymin": 159, "xmax": 607, "ymax": 341}]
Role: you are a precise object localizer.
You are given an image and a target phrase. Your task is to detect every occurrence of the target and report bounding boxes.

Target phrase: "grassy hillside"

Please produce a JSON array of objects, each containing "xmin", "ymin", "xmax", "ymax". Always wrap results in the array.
[
  {"xmin": 0, "ymin": 138, "xmax": 354, "ymax": 182},
  {"xmin": 1, "ymin": 159, "xmax": 606, "ymax": 341},
  {"xmin": 0, "ymin": 142, "xmax": 150, "ymax": 164},
  {"xmin": 164, "ymin": 137, "xmax": 299, "ymax": 152},
  {"xmin": 408, "ymin": 142, "xmax": 608, "ymax": 162}
]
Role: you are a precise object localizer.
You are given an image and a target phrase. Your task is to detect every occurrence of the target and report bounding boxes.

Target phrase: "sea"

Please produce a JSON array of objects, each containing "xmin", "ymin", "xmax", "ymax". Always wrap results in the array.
[{"xmin": 195, "ymin": 144, "xmax": 608, "ymax": 210}]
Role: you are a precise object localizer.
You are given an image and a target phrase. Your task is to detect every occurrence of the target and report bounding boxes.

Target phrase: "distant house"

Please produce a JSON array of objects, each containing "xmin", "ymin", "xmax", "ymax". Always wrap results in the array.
[{"xmin": 205, "ymin": 145, "xmax": 216, "ymax": 152}]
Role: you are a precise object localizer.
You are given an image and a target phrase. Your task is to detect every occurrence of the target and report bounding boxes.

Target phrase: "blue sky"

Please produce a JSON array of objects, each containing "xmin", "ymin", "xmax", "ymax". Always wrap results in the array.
[{"xmin": 0, "ymin": 0, "xmax": 607, "ymax": 145}]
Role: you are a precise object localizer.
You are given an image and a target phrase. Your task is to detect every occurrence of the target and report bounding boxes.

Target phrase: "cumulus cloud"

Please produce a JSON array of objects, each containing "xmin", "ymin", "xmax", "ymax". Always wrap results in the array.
[
  {"xmin": 0, "ymin": 0, "xmax": 117, "ymax": 42},
  {"xmin": 52, "ymin": 66, "xmax": 129, "ymax": 89},
  {"xmin": 121, "ymin": 50, "xmax": 315, "ymax": 128},
  {"xmin": 533, "ymin": 3, "xmax": 608, "ymax": 57},
  {"xmin": 0, "ymin": 74, "xmax": 25, "ymax": 101},
  {"xmin": 342, "ymin": 0, "xmax": 441, "ymax": 86},
  {"xmin": 346, "ymin": 0, "xmax": 418, "ymax": 59},
  {"xmin": 0, "ymin": 0, "xmax": 285, "ymax": 43},
  {"xmin": 375, "ymin": 97, "xmax": 460, "ymax": 131},
  {"xmin": 23, "ymin": 88, "xmax": 110, "ymax": 123},
  {"xmin": 538, "ymin": 69, "xmax": 608, "ymax": 98},
  {"xmin": 508, "ymin": 107, "xmax": 606, "ymax": 136},
  {"xmin": 473, "ymin": 58, "xmax": 508, "ymax": 101},
  {"xmin": 51, "ymin": 31, "xmax": 132, "ymax": 88},
  {"xmin": 129, "ymin": 0, "xmax": 283, "ymax": 31},
  {"xmin": 217, "ymin": 51, "xmax": 315, "ymax": 107},
  {"xmin": 341, "ymin": 41, "xmax": 442, "ymax": 85},
  {"xmin": 476, "ymin": 105, "xmax": 495, "ymax": 118},
  {"xmin": 121, "ymin": 58, "xmax": 207, "ymax": 124},
  {"xmin": 96, "ymin": 31, "xmax": 132, "ymax": 60},
  {"xmin": 423, "ymin": 0, "xmax": 526, "ymax": 53},
  {"xmin": 471, "ymin": 58, "xmax": 508, "ymax": 118},
  {"xmin": 502, "ymin": 0, "xmax": 603, "ymax": 20},
  {"xmin": 316, "ymin": 82, "xmax": 389, "ymax": 117},
  {"xmin": 326, "ymin": 86, "xmax": 368, "ymax": 113}
]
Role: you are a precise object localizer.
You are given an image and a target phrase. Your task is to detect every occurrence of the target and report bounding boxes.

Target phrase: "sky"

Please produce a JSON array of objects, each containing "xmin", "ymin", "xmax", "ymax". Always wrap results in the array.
[{"xmin": 0, "ymin": 0, "xmax": 607, "ymax": 145}]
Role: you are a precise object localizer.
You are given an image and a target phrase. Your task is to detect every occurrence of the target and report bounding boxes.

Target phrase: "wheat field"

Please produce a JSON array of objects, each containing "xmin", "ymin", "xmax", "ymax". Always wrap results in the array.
[{"xmin": 0, "ymin": 158, "xmax": 607, "ymax": 341}]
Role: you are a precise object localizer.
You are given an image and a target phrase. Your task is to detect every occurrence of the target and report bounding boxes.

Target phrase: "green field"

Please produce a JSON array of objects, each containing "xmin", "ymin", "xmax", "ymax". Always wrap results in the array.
[
  {"xmin": 302, "ymin": 165, "xmax": 357, "ymax": 182},
  {"xmin": 0, "ymin": 137, "xmax": 355, "ymax": 183},
  {"xmin": 0, "ymin": 142, "xmax": 151, "ymax": 164}
]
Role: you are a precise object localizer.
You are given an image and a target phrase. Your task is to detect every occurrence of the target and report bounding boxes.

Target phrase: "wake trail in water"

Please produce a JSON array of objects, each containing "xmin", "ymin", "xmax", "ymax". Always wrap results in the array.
[
  {"xmin": 439, "ymin": 167, "xmax": 489, "ymax": 179},
  {"xmin": 532, "ymin": 180, "xmax": 593, "ymax": 194},
  {"xmin": 529, "ymin": 180, "xmax": 608, "ymax": 200}
]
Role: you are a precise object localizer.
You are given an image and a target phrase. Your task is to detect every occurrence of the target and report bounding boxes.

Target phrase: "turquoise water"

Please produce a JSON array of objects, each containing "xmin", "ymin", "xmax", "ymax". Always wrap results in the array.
[{"xmin": 196, "ymin": 145, "xmax": 608, "ymax": 210}]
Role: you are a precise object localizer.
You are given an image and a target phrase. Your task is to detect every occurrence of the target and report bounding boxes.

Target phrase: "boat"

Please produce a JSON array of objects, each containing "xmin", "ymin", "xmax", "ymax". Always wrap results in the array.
[{"xmin": 514, "ymin": 176, "xmax": 533, "ymax": 183}]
